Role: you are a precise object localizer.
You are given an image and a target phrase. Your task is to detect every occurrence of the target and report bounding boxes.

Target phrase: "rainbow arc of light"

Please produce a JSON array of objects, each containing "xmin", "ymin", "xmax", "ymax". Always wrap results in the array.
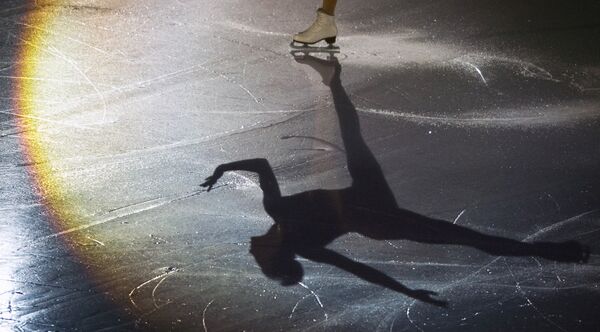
[{"xmin": 14, "ymin": 3, "xmax": 86, "ymax": 243}]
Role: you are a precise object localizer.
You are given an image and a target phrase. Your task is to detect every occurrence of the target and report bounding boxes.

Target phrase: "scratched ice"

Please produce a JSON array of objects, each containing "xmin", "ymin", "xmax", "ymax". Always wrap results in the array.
[{"xmin": 1, "ymin": 0, "xmax": 600, "ymax": 331}]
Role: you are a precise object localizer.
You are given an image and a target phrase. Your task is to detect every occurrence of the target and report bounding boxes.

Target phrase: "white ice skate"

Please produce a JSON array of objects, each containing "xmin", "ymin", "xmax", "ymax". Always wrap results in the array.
[{"xmin": 292, "ymin": 8, "xmax": 338, "ymax": 48}]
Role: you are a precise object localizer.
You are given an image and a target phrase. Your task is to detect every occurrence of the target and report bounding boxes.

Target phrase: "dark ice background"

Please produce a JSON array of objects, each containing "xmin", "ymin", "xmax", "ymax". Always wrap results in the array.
[{"xmin": 1, "ymin": 0, "xmax": 599, "ymax": 330}]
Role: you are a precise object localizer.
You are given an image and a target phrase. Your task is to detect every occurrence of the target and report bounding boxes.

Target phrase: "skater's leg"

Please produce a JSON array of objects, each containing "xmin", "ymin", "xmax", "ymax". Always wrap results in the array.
[{"xmin": 322, "ymin": 0, "xmax": 338, "ymax": 15}]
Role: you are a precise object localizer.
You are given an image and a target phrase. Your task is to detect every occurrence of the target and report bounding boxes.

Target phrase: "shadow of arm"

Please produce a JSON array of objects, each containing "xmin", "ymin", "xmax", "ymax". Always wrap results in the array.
[
  {"xmin": 299, "ymin": 247, "xmax": 447, "ymax": 307},
  {"xmin": 202, "ymin": 158, "xmax": 281, "ymax": 198}
]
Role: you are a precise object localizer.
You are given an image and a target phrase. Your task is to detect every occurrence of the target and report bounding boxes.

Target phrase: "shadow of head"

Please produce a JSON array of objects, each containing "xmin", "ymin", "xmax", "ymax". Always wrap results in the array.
[{"xmin": 250, "ymin": 233, "xmax": 303, "ymax": 286}]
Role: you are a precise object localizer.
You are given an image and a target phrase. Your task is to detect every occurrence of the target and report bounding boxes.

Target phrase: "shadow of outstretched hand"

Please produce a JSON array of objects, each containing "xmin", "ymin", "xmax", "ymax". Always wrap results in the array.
[{"xmin": 201, "ymin": 165, "xmax": 225, "ymax": 191}]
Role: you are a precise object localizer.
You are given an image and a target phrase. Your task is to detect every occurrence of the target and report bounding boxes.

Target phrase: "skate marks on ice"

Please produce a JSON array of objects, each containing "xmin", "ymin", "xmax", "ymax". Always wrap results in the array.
[
  {"xmin": 129, "ymin": 266, "xmax": 179, "ymax": 313},
  {"xmin": 401, "ymin": 209, "xmax": 600, "ymax": 332},
  {"xmin": 202, "ymin": 56, "xmax": 591, "ymax": 308},
  {"xmin": 216, "ymin": 20, "xmax": 600, "ymax": 127},
  {"xmin": 216, "ymin": 20, "xmax": 450, "ymax": 65},
  {"xmin": 217, "ymin": 18, "xmax": 589, "ymax": 86},
  {"xmin": 350, "ymin": 52, "xmax": 600, "ymax": 128},
  {"xmin": 218, "ymin": 22, "xmax": 454, "ymax": 66},
  {"xmin": 217, "ymin": 21, "xmax": 289, "ymax": 37},
  {"xmin": 356, "ymin": 101, "xmax": 600, "ymax": 128}
]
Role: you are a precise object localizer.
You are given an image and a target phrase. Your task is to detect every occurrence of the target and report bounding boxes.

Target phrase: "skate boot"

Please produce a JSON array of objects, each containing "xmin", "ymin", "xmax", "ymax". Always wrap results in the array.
[{"xmin": 293, "ymin": 8, "xmax": 338, "ymax": 46}]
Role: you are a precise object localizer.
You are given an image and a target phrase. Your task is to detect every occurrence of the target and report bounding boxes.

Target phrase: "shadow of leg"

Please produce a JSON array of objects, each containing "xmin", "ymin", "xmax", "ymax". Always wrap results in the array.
[{"xmin": 387, "ymin": 213, "xmax": 591, "ymax": 263}]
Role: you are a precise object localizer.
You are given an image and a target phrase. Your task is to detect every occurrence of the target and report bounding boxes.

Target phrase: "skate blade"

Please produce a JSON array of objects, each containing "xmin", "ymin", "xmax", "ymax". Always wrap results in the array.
[
  {"xmin": 290, "ymin": 41, "xmax": 340, "ymax": 53},
  {"xmin": 290, "ymin": 43, "xmax": 340, "ymax": 61}
]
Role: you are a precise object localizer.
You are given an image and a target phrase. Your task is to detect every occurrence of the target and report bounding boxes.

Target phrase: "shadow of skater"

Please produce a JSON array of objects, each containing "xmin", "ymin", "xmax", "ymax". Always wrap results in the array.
[{"xmin": 202, "ymin": 54, "xmax": 590, "ymax": 307}]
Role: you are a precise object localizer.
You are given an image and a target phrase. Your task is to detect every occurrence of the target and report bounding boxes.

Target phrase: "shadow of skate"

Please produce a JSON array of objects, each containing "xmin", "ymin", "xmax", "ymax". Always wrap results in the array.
[{"xmin": 201, "ymin": 54, "xmax": 590, "ymax": 307}]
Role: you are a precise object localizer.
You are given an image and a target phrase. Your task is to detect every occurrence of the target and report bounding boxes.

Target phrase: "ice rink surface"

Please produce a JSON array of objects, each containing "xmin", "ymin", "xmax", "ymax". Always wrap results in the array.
[{"xmin": 1, "ymin": 0, "xmax": 600, "ymax": 330}]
